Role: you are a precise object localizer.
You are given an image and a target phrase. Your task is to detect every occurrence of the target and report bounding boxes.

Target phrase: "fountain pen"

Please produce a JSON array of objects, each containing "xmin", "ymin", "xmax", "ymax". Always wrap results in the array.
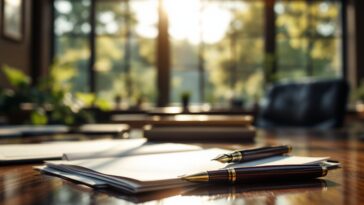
[
  {"xmin": 181, "ymin": 163, "xmax": 339, "ymax": 183},
  {"xmin": 212, "ymin": 145, "xmax": 292, "ymax": 163}
]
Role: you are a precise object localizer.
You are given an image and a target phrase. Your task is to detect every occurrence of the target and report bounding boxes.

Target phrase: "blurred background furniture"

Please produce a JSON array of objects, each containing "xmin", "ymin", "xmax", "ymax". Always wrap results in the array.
[{"xmin": 256, "ymin": 79, "xmax": 349, "ymax": 129}]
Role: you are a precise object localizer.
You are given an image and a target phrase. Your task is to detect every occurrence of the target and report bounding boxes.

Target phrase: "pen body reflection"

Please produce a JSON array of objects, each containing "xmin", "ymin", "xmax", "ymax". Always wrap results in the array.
[{"xmin": 182, "ymin": 179, "xmax": 330, "ymax": 198}]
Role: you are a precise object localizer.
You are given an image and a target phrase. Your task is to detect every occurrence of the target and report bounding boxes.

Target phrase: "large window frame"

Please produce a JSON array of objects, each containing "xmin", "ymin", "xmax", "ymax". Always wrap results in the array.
[{"xmin": 51, "ymin": 0, "xmax": 347, "ymax": 107}]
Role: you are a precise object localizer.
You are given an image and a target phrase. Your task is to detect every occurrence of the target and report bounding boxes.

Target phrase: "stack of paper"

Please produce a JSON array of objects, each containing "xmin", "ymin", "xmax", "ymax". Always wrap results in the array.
[
  {"xmin": 38, "ymin": 149, "xmax": 329, "ymax": 193},
  {"xmin": 0, "ymin": 138, "xmax": 201, "ymax": 163}
]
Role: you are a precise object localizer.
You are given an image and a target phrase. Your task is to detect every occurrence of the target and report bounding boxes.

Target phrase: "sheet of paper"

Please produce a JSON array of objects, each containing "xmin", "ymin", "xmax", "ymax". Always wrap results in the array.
[
  {"xmin": 47, "ymin": 149, "xmax": 328, "ymax": 182},
  {"xmin": 36, "ymin": 166, "xmax": 107, "ymax": 187},
  {"xmin": 0, "ymin": 139, "xmax": 147, "ymax": 161},
  {"xmin": 64, "ymin": 143, "xmax": 202, "ymax": 160},
  {"xmin": 47, "ymin": 149, "xmax": 226, "ymax": 181}
]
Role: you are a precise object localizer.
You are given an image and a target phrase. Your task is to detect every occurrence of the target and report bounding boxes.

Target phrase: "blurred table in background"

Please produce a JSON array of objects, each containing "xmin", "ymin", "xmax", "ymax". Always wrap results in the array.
[
  {"xmin": 147, "ymin": 114, "xmax": 253, "ymax": 127},
  {"xmin": 148, "ymin": 106, "xmax": 254, "ymax": 116},
  {"xmin": 111, "ymin": 113, "xmax": 254, "ymax": 128}
]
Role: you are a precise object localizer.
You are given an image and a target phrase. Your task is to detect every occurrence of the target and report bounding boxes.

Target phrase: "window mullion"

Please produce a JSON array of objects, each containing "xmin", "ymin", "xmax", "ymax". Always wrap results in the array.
[
  {"xmin": 198, "ymin": 1, "xmax": 205, "ymax": 103},
  {"xmin": 157, "ymin": 0, "xmax": 170, "ymax": 106},
  {"xmin": 264, "ymin": 0, "xmax": 276, "ymax": 85},
  {"xmin": 89, "ymin": 0, "xmax": 97, "ymax": 93},
  {"xmin": 124, "ymin": 0, "xmax": 132, "ymax": 99}
]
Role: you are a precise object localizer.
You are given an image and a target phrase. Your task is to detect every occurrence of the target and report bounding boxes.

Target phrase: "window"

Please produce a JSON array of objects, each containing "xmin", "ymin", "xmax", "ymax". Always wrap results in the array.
[
  {"xmin": 52, "ymin": 0, "xmax": 345, "ymax": 108},
  {"xmin": 53, "ymin": 0, "xmax": 158, "ymax": 108},
  {"xmin": 275, "ymin": 0, "xmax": 342, "ymax": 79},
  {"xmin": 54, "ymin": 0, "xmax": 91, "ymax": 93},
  {"xmin": 95, "ymin": 0, "xmax": 158, "ymax": 106},
  {"xmin": 166, "ymin": 0, "xmax": 264, "ymax": 105}
]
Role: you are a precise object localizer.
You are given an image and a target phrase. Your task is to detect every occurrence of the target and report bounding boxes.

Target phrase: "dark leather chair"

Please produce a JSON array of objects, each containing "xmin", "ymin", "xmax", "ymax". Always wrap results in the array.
[{"xmin": 256, "ymin": 79, "xmax": 349, "ymax": 129}]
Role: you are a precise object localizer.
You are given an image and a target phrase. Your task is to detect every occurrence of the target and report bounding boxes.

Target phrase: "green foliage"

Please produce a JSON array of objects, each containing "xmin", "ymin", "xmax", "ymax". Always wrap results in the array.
[
  {"xmin": 94, "ymin": 99, "xmax": 112, "ymax": 111},
  {"xmin": 0, "ymin": 66, "xmax": 34, "ymax": 113},
  {"xmin": 54, "ymin": 1, "xmax": 157, "ymax": 107},
  {"xmin": 31, "ymin": 108, "xmax": 48, "ymax": 125},
  {"xmin": 181, "ymin": 91, "xmax": 191, "ymax": 101},
  {"xmin": 205, "ymin": 3, "xmax": 265, "ymax": 104},
  {"xmin": 353, "ymin": 80, "xmax": 364, "ymax": 102},
  {"xmin": 0, "ymin": 65, "xmax": 95, "ymax": 125},
  {"xmin": 75, "ymin": 93, "xmax": 95, "ymax": 107},
  {"xmin": 206, "ymin": 2, "xmax": 340, "ymax": 104},
  {"xmin": 2, "ymin": 65, "xmax": 31, "ymax": 87}
]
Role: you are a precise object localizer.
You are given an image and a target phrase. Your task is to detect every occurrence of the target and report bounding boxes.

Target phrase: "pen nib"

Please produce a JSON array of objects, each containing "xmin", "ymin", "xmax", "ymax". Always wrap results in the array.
[{"xmin": 212, "ymin": 154, "xmax": 231, "ymax": 163}]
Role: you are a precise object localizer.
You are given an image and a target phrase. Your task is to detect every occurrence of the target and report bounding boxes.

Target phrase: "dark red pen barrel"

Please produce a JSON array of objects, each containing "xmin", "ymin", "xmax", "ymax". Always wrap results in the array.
[
  {"xmin": 207, "ymin": 165, "xmax": 325, "ymax": 183},
  {"xmin": 240, "ymin": 146, "xmax": 290, "ymax": 162}
]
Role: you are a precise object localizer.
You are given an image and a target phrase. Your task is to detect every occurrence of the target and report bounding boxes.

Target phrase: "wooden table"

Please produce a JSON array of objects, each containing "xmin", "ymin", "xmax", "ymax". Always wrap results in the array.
[{"xmin": 0, "ymin": 129, "xmax": 363, "ymax": 205}]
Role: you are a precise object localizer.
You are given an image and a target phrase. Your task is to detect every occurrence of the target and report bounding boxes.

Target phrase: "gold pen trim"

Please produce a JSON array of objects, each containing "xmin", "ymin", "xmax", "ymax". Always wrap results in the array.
[
  {"xmin": 181, "ymin": 172, "xmax": 209, "ymax": 182},
  {"xmin": 321, "ymin": 166, "xmax": 328, "ymax": 177},
  {"xmin": 231, "ymin": 151, "xmax": 243, "ymax": 162},
  {"xmin": 227, "ymin": 168, "xmax": 237, "ymax": 182},
  {"xmin": 212, "ymin": 154, "xmax": 233, "ymax": 163}
]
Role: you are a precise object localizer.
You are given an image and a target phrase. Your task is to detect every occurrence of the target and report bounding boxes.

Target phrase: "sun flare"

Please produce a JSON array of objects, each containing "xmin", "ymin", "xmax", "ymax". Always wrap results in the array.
[{"xmin": 163, "ymin": 0, "xmax": 233, "ymax": 44}]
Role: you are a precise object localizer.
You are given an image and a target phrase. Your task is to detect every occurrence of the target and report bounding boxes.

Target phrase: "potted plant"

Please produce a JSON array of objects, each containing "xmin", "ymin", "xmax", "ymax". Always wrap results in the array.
[
  {"xmin": 180, "ymin": 91, "xmax": 191, "ymax": 109},
  {"xmin": 0, "ymin": 65, "xmax": 94, "ymax": 125}
]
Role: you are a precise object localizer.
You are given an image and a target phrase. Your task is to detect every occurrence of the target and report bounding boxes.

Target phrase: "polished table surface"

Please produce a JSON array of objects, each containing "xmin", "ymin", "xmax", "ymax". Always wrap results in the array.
[{"xmin": 0, "ymin": 129, "xmax": 364, "ymax": 205}]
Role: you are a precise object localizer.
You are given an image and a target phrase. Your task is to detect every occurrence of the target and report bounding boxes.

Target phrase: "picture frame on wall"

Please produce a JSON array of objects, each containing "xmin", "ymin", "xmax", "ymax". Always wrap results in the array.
[{"xmin": 1, "ymin": 0, "xmax": 23, "ymax": 42}]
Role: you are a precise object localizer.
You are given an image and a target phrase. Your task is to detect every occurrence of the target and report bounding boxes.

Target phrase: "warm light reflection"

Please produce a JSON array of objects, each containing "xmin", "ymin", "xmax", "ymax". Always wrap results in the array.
[
  {"xmin": 5, "ymin": 0, "xmax": 21, "ymax": 7},
  {"xmin": 156, "ymin": 196, "xmax": 211, "ymax": 205},
  {"xmin": 132, "ymin": 0, "xmax": 158, "ymax": 38},
  {"xmin": 163, "ymin": 0, "xmax": 234, "ymax": 44},
  {"xmin": 54, "ymin": 1, "xmax": 72, "ymax": 14},
  {"xmin": 357, "ymin": 103, "xmax": 364, "ymax": 111},
  {"xmin": 175, "ymin": 115, "xmax": 209, "ymax": 121}
]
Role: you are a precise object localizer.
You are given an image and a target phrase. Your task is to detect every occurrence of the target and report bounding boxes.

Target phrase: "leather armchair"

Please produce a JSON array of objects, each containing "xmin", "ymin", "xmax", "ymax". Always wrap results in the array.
[{"xmin": 256, "ymin": 79, "xmax": 349, "ymax": 129}]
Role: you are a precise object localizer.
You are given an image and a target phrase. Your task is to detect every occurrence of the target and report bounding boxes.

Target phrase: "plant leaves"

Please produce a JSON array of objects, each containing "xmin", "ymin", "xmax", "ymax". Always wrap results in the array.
[{"xmin": 2, "ymin": 65, "xmax": 31, "ymax": 87}]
